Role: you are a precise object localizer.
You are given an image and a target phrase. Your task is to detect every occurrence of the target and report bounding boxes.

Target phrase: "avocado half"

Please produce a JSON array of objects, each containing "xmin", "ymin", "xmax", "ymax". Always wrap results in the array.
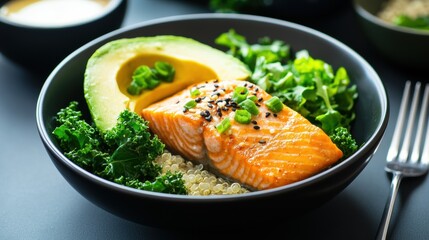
[{"xmin": 84, "ymin": 36, "xmax": 251, "ymax": 132}]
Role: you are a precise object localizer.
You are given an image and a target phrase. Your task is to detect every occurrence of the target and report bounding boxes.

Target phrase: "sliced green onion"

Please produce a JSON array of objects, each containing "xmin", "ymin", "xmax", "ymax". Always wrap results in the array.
[
  {"xmin": 247, "ymin": 95, "xmax": 258, "ymax": 102},
  {"xmin": 239, "ymin": 99, "xmax": 259, "ymax": 116},
  {"xmin": 234, "ymin": 109, "xmax": 251, "ymax": 124},
  {"xmin": 184, "ymin": 100, "xmax": 197, "ymax": 109},
  {"xmin": 190, "ymin": 88, "xmax": 201, "ymax": 98},
  {"xmin": 232, "ymin": 86, "xmax": 248, "ymax": 103},
  {"xmin": 265, "ymin": 96, "xmax": 283, "ymax": 113},
  {"xmin": 154, "ymin": 61, "xmax": 175, "ymax": 82},
  {"xmin": 216, "ymin": 117, "xmax": 231, "ymax": 134}
]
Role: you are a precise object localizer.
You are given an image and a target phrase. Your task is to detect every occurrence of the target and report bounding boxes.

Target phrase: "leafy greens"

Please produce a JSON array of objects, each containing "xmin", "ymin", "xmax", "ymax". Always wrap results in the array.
[
  {"xmin": 53, "ymin": 101, "xmax": 187, "ymax": 194},
  {"xmin": 215, "ymin": 29, "xmax": 358, "ymax": 157}
]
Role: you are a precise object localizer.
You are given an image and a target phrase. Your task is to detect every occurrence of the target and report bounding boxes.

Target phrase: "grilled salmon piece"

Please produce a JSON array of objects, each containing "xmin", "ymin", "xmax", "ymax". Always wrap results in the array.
[{"xmin": 141, "ymin": 80, "xmax": 343, "ymax": 190}]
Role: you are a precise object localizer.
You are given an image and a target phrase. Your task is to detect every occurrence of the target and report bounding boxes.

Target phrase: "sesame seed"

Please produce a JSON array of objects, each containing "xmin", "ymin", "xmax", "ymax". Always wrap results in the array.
[
  {"xmin": 176, "ymin": 100, "xmax": 180, "ymax": 104},
  {"xmin": 265, "ymin": 112, "xmax": 271, "ymax": 118},
  {"xmin": 258, "ymin": 97, "xmax": 263, "ymax": 102},
  {"xmin": 183, "ymin": 108, "xmax": 188, "ymax": 113},
  {"xmin": 195, "ymin": 97, "xmax": 202, "ymax": 103},
  {"xmin": 208, "ymin": 103, "xmax": 213, "ymax": 108},
  {"xmin": 253, "ymin": 125, "xmax": 260, "ymax": 130},
  {"xmin": 259, "ymin": 140, "xmax": 266, "ymax": 144},
  {"xmin": 251, "ymin": 120, "xmax": 258, "ymax": 125},
  {"xmin": 273, "ymin": 113, "xmax": 278, "ymax": 117},
  {"xmin": 255, "ymin": 88, "xmax": 259, "ymax": 92},
  {"xmin": 205, "ymin": 115, "xmax": 212, "ymax": 122}
]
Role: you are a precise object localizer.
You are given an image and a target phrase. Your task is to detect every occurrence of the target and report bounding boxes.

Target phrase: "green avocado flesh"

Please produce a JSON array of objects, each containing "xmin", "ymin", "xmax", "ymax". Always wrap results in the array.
[{"xmin": 83, "ymin": 35, "xmax": 251, "ymax": 132}]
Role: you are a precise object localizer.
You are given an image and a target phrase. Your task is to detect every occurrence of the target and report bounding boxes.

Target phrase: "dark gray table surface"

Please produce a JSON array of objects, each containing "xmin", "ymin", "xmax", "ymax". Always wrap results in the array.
[{"xmin": 1, "ymin": 0, "xmax": 427, "ymax": 239}]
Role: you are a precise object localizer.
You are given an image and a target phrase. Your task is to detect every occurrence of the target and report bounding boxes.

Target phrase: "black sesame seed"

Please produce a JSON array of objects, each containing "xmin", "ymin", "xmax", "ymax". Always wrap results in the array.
[
  {"xmin": 183, "ymin": 108, "xmax": 188, "ymax": 113},
  {"xmin": 176, "ymin": 100, "xmax": 180, "ymax": 104},
  {"xmin": 214, "ymin": 79, "xmax": 219, "ymax": 83},
  {"xmin": 251, "ymin": 120, "xmax": 258, "ymax": 125},
  {"xmin": 214, "ymin": 84, "xmax": 219, "ymax": 88},
  {"xmin": 195, "ymin": 97, "xmax": 202, "ymax": 103},
  {"xmin": 258, "ymin": 97, "xmax": 263, "ymax": 102},
  {"xmin": 253, "ymin": 125, "xmax": 260, "ymax": 130},
  {"xmin": 208, "ymin": 103, "xmax": 213, "ymax": 108},
  {"xmin": 259, "ymin": 140, "xmax": 266, "ymax": 144},
  {"xmin": 222, "ymin": 107, "xmax": 228, "ymax": 111},
  {"xmin": 265, "ymin": 112, "xmax": 271, "ymax": 118},
  {"xmin": 255, "ymin": 88, "xmax": 259, "ymax": 92},
  {"xmin": 200, "ymin": 111, "xmax": 207, "ymax": 117},
  {"xmin": 249, "ymin": 84, "xmax": 254, "ymax": 89},
  {"xmin": 244, "ymin": 83, "xmax": 248, "ymax": 87},
  {"xmin": 255, "ymin": 103, "xmax": 261, "ymax": 107},
  {"xmin": 273, "ymin": 113, "xmax": 278, "ymax": 117},
  {"xmin": 217, "ymin": 111, "xmax": 222, "ymax": 117},
  {"xmin": 204, "ymin": 110, "xmax": 210, "ymax": 116},
  {"xmin": 208, "ymin": 100, "xmax": 215, "ymax": 103},
  {"xmin": 205, "ymin": 115, "xmax": 213, "ymax": 122}
]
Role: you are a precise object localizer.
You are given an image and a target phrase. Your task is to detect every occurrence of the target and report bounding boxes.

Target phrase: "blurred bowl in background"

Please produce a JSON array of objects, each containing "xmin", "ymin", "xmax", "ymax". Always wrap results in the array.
[
  {"xmin": 0, "ymin": 0, "xmax": 127, "ymax": 74},
  {"xmin": 353, "ymin": 0, "xmax": 429, "ymax": 70}
]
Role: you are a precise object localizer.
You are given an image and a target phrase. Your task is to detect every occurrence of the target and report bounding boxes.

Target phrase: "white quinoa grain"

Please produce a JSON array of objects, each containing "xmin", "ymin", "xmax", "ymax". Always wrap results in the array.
[{"xmin": 155, "ymin": 151, "xmax": 249, "ymax": 195}]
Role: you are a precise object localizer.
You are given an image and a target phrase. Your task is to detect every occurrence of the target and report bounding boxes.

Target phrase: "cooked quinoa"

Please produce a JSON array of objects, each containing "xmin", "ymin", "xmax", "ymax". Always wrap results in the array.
[
  {"xmin": 378, "ymin": 0, "xmax": 429, "ymax": 22},
  {"xmin": 155, "ymin": 152, "xmax": 249, "ymax": 195}
]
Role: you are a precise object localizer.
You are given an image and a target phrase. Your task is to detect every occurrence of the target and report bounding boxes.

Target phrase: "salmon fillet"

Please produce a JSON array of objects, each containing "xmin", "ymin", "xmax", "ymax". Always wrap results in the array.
[{"xmin": 141, "ymin": 80, "xmax": 343, "ymax": 190}]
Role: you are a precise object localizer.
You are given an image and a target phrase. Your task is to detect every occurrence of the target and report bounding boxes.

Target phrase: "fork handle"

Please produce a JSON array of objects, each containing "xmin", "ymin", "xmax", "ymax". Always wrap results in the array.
[{"xmin": 376, "ymin": 172, "xmax": 403, "ymax": 240}]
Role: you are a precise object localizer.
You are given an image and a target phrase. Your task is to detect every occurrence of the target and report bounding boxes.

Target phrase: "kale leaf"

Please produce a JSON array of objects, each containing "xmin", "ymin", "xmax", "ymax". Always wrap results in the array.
[{"xmin": 53, "ymin": 102, "xmax": 187, "ymax": 195}]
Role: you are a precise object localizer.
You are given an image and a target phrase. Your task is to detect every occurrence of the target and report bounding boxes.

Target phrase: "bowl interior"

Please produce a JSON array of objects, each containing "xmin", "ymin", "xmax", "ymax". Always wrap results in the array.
[{"xmin": 37, "ymin": 14, "xmax": 388, "ymax": 226}]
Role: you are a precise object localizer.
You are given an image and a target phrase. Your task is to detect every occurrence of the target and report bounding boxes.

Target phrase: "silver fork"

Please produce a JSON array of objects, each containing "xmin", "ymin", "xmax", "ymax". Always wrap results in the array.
[{"xmin": 376, "ymin": 81, "xmax": 429, "ymax": 240}]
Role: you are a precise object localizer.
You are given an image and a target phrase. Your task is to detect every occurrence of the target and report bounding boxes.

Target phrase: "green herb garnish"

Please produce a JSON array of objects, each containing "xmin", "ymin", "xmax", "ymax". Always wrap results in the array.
[
  {"xmin": 234, "ymin": 109, "xmax": 252, "ymax": 124},
  {"xmin": 127, "ymin": 61, "xmax": 175, "ymax": 96},
  {"xmin": 184, "ymin": 99, "xmax": 197, "ymax": 109},
  {"xmin": 239, "ymin": 98, "xmax": 259, "ymax": 116},
  {"xmin": 265, "ymin": 96, "xmax": 283, "ymax": 113},
  {"xmin": 232, "ymin": 86, "xmax": 249, "ymax": 103},
  {"xmin": 216, "ymin": 117, "xmax": 232, "ymax": 134}
]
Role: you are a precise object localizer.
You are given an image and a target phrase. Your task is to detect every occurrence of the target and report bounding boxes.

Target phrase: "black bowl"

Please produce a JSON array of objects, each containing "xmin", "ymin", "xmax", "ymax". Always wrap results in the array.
[
  {"xmin": 353, "ymin": 0, "xmax": 429, "ymax": 70},
  {"xmin": 0, "ymin": 0, "xmax": 127, "ymax": 74},
  {"xmin": 36, "ymin": 13, "xmax": 388, "ymax": 228}
]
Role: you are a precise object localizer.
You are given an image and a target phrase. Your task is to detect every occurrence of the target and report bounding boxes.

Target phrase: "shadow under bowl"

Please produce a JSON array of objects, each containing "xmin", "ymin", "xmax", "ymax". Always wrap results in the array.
[{"xmin": 36, "ymin": 13, "xmax": 389, "ymax": 228}]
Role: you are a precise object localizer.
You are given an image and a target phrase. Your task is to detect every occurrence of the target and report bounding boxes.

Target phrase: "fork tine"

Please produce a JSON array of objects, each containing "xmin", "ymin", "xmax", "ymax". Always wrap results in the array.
[
  {"xmin": 411, "ymin": 83, "xmax": 429, "ymax": 164},
  {"xmin": 387, "ymin": 81, "xmax": 412, "ymax": 162},
  {"xmin": 398, "ymin": 82, "xmax": 422, "ymax": 162}
]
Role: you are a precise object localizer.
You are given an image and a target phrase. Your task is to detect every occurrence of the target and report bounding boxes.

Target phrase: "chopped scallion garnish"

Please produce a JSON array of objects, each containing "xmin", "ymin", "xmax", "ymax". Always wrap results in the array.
[
  {"xmin": 232, "ymin": 86, "xmax": 248, "ymax": 103},
  {"xmin": 234, "ymin": 109, "xmax": 251, "ymax": 124},
  {"xmin": 247, "ymin": 95, "xmax": 258, "ymax": 102},
  {"xmin": 184, "ymin": 100, "xmax": 197, "ymax": 109},
  {"xmin": 265, "ymin": 96, "xmax": 283, "ymax": 113},
  {"xmin": 239, "ymin": 99, "xmax": 259, "ymax": 116},
  {"xmin": 216, "ymin": 117, "xmax": 231, "ymax": 134},
  {"xmin": 190, "ymin": 88, "xmax": 201, "ymax": 98},
  {"xmin": 154, "ymin": 61, "xmax": 175, "ymax": 82}
]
